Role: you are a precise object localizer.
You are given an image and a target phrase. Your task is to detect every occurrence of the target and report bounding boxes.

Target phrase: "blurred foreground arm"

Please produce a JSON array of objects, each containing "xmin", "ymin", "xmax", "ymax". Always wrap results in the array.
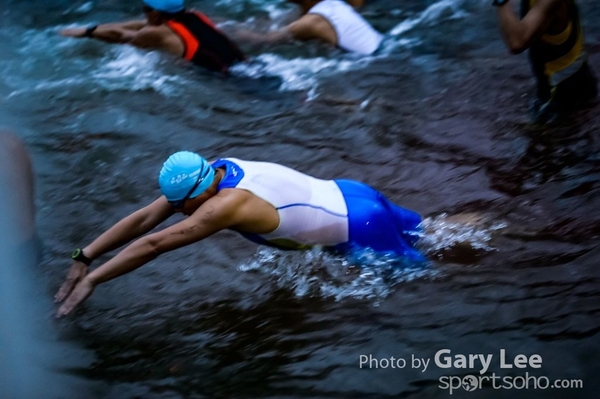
[{"xmin": 0, "ymin": 131, "xmax": 35, "ymax": 245}]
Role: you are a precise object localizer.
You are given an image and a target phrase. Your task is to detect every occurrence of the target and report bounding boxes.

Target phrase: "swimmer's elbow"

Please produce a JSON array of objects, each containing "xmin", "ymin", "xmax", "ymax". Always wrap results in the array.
[{"xmin": 504, "ymin": 34, "xmax": 530, "ymax": 54}]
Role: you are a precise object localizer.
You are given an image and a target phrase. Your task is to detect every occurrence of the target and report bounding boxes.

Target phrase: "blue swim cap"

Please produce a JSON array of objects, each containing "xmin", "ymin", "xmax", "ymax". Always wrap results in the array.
[
  {"xmin": 143, "ymin": 0, "xmax": 185, "ymax": 13},
  {"xmin": 158, "ymin": 151, "xmax": 215, "ymax": 202}
]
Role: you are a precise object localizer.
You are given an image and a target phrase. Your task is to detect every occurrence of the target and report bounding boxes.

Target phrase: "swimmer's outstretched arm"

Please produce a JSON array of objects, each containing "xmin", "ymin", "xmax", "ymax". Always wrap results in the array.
[
  {"xmin": 84, "ymin": 197, "xmax": 176, "ymax": 260},
  {"xmin": 56, "ymin": 195, "xmax": 240, "ymax": 317},
  {"xmin": 60, "ymin": 20, "xmax": 152, "ymax": 44},
  {"xmin": 55, "ymin": 197, "xmax": 173, "ymax": 303}
]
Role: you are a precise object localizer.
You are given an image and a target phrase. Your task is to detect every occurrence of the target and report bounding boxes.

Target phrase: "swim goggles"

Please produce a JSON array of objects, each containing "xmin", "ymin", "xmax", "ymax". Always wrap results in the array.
[{"xmin": 168, "ymin": 173, "xmax": 204, "ymax": 210}]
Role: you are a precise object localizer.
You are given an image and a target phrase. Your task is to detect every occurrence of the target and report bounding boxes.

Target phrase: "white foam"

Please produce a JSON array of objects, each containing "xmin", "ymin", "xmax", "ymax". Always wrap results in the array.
[
  {"xmin": 91, "ymin": 47, "xmax": 188, "ymax": 95},
  {"xmin": 226, "ymin": 0, "xmax": 471, "ymax": 95},
  {"xmin": 390, "ymin": 0, "xmax": 468, "ymax": 36},
  {"xmin": 417, "ymin": 213, "xmax": 506, "ymax": 255},
  {"xmin": 215, "ymin": 0, "xmax": 287, "ymax": 16},
  {"xmin": 238, "ymin": 247, "xmax": 432, "ymax": 304},
  {"xmin": 7, "ymin": 28, "xmax": 192, "ymax": 97},
  {"xmin": 232, "ymin": 53, "xmax": 359, "ymax": 95},
  {"xmin": 75, "ymin": 2, "xmax": 94, "ymax": 14},
  {"xmin": 5, "ymin": 0, "xmax": 469, "ymax": 99}
]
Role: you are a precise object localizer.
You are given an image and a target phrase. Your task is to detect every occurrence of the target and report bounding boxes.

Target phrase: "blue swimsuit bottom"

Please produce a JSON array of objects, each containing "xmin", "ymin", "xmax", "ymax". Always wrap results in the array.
[{"xmin": 333, "ymin": 179, "xmax": 424, "ymax": 261}]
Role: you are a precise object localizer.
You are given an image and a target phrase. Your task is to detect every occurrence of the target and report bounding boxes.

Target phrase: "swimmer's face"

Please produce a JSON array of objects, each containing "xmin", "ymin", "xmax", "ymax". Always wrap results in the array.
[
  {"xmin": 171, "ymin": 195, "xmax": 195, "ymax": 215},
  {"xmin": 179, "ymin": 191, "xmax": 211, "ymax": 216}
]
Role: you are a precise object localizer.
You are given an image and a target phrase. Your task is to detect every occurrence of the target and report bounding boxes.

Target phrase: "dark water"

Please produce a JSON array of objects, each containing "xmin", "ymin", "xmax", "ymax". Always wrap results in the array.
[{"xmin": 1, "ymin": 0, "xmax": 599, "ymax": 397}]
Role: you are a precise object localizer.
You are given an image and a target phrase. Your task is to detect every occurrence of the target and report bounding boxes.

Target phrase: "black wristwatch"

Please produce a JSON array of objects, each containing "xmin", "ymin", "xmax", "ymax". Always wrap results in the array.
[
  {"xmin": 71, "ymin": 248, "xmax": 92, "ymax": 266},
  {"xmin": 492, "ymin": 0, "xmax": 510, "ymax": 6},
  {"xmin": 84, "ymin": 25, "xmax": 98, "ymax": 38}
]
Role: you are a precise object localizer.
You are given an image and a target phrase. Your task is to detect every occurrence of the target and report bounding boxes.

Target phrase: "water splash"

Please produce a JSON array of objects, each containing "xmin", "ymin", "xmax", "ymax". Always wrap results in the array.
[
  {"xmin": 417, "ymin": 213, "xmax": 507, "ymax": 256},
  {"xmin": 3, "ymin": 1, "xmax": 469, "ymax": 99},
  {"xmin": 91, "ymin": 47, "xmax": 189, "ymax": 95},
  {"xmin": 235, "ymin": 54, "xmax": 356, "ymax": 90},
  {"xmin": 74, "ymin": 2, "xmax": 94, "ymax": 14},
  {"xmin": 238, "ymin": 247, "xmax": 433, "ymax": 304},
  {"xmin": 5, "ymin": 28, "xmax": 192, "ymax": 98},
  {"xmin": 215, "ymin": 0, "xmax": 287, "ymax": 15},
  {"xmin": 390, "ymin": 0, "xmax": 469, "ymax": 37},
  {"xmin": 228, "ymin": 0, "xmax": 471, "ymax": 94}
]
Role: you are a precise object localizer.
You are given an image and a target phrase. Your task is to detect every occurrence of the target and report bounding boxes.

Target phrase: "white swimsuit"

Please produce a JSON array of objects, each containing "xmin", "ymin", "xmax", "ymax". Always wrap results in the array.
[
  {"xmin": 213, "ymin": 158, "xmax": 349, "ymax": 248},
  {"xmin": 308, "ymin": 0, "xmax": 383, "ymax": 55}
]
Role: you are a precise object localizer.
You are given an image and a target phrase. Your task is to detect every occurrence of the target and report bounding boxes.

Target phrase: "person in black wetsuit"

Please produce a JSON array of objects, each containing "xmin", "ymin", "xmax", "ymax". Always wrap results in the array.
[
  {"xmin": 60, "ymin": 0, "xmax": 245, "ymax": 74},
  {"xmin": 494, "ymin": 0, "xmax": 597, "ymax": 122}
]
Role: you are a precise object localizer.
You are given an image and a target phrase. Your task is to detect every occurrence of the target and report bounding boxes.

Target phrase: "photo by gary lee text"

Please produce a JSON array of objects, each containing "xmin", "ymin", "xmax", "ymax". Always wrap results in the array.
[{"xmin": 359, "ymin": 349, "xmax": 542, "ymax": 374}]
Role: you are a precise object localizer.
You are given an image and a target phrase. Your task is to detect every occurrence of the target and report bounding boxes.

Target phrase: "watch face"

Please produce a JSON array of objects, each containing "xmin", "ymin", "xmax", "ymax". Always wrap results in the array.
[{"xmin": 71, "ymin": 248, "xmax": 81, "ymax": 259}]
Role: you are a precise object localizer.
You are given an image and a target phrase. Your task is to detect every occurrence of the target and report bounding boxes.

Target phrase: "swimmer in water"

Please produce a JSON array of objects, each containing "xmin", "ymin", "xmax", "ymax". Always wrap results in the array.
[
  {"xmin": 224, "ymin": 0, "xmax": 383, "ymax": 55},
  {"xmin": 60, "ymin": 0, "xmax": 245, "ymax": 73},
  {"xmin": 56, "ymin": 151, "xmax": 426, "ymax": 316}
]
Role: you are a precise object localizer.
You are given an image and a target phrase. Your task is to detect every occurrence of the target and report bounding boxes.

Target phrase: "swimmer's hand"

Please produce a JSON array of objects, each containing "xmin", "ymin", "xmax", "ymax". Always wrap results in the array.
[
  {"xmin": 56, "ymin": 276, "xmax": 95, "ymax": 318},
  {"xmin": 55, "ymin": 261, "xmax": 88, "ymax": 303},
  {"xmin": 60, "ymin": 28, "xmax": 87, "ymax": 38}
]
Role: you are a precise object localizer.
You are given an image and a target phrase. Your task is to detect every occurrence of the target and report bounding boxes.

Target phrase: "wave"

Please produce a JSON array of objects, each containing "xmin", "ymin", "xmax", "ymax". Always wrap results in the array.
[
  {"xmin": 3, "ymin": 27, "xmax": 194, "ymax": 98},
  {"xmin": 389, "ymin": 0, "xmax": 469, "ymax": 37},
  {"xmin": 231, "ymin": 53, "xmax": 359, "ymax": 98},
  {"xmin": 229, "ymin": 0, "xmax": 470, "ymax": 95},
  {"xmin": 418, "ymin": 213, "xmax": 506, "ymax": 256}
]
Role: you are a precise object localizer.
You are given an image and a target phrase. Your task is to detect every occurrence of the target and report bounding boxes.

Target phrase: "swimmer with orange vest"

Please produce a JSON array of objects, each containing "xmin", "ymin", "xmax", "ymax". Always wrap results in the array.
[{"xmin": 60, "ymin": 0, "xmax": 245, "ymax": 73}]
